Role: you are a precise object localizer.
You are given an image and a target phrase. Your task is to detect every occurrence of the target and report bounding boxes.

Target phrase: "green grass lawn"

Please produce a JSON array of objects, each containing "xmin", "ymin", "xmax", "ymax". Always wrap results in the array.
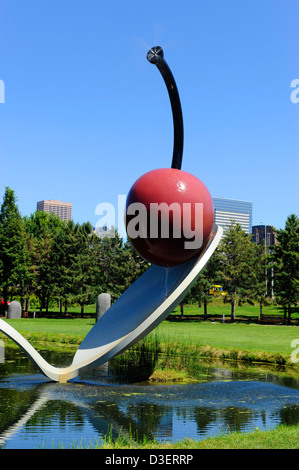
[
  {"xmin": 2, "ymin": 317, "xmax": 95, "ymax": 338},
  {"xmin": 2, "ymin": 315, "xmax": 299, "ymax": 362},
  {"xmin": 172, "ymin": 297, "xmax": 298, "ymax": 319},
  {"xmin": 20, "ymin": 297, "xmax": 299, "ymax": 321},
  {"xmin": 156, "ymin": 321, "xmax": 299, "ymax": 357}
]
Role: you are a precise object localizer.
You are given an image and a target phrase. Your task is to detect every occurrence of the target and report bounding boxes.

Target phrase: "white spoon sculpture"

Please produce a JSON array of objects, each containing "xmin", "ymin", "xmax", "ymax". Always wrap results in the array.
[
  {"xmin": 0, "ymin": 224, "xmax": 222, "ymax": 383},
  {"xmin": 0, "ymin": 47, "xmax": 223, "ymax": 382}
]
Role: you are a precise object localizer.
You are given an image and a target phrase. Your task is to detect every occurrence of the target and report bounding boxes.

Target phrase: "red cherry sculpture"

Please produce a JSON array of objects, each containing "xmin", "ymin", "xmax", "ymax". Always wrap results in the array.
[
  {"xmin": 125, "ymin": 46, "xmax": 214, "ymax": 267},
  {"xmin": 126, "ymin": 168, "xmax": 214, "ymax": 267}
]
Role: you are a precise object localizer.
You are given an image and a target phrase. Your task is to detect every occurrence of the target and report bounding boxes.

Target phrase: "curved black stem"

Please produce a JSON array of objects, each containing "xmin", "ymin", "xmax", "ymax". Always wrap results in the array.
[{"xmin": 147, "ymin": 46, "xmax": 184, "ymax": 170}]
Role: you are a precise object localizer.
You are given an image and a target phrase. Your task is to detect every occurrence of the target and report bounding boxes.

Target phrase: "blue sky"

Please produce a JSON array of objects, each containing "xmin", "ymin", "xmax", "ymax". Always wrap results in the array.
[{"xmin": 0, "ymin": 0, "xmax": 298, "ymax": 231}]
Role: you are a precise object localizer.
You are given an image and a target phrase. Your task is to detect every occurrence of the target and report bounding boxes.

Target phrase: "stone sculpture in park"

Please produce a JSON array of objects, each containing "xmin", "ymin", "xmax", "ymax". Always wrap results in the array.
[{"xmin": 7, "ymin": 301, "xmax": 22, "ymax": 319}]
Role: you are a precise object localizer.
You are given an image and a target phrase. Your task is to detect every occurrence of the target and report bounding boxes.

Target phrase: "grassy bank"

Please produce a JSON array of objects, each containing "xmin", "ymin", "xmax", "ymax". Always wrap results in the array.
[
  {"xmin": 2, "ymin": 316, "xmax": 299, "ymax": 366},
  {"xmin": 156, "ymin": 321, "xmax": 299, "ymax": 364},
  {"xmin": 64, "ymin": 424, "xmax": 299, "ymax": 449},
  {"xmin": 101, "ymin": 424, "xmax": 299, "ymax": 449}
]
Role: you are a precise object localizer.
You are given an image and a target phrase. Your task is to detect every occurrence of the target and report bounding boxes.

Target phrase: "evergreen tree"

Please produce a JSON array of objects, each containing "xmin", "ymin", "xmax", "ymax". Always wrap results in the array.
[
  {"xmin": 0, "ymin": 188, "xmax": 28, "ymax": 313},
  {"xmin": 46, "ymin": 218, "xmax": 70, "ymax": 314},
  {"xmin": 70, "ymin": 221, "xmax": 94, "ymax": 316},
  {"xmin": 217, "ymin": 221, "xmax": 255, "ymax": 321},
  {"xmin": 54, "ymin": 220, "xmax": 83, "ymax": 315},
  {"xmin": 124, "ymin": 240, "xmax": 149, "ymax": 286},
  {"xmin": 249, "ymin": 242, "xmax": 270, "ymax": 316},
  {"xmin": 272, "ymin": 214, "xmax": 299, "ymax": 323},
  {"xmin": 189, "ymin": 254, "xmax": 220, "ymax": 318},
  {"xmin": 23, "ymin": 210, "xmax": 64, "ymax": 313},
  {"xmin": 91, "ymin": 229, "xmax": 133, "ymax": 301}
]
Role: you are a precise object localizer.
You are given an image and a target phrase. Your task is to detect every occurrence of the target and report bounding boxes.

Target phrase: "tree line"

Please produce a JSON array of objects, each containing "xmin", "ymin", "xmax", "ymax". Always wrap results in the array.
[
  {"xmin": 186, "ymin": 213, "xmax": 298, "ymax": 323},
  {"xmin": 0, "ymin": 188, "xmax": 148, "ymax": 315},
  {"xmin": 0, "ymin": 187, "xmax": 298, "ymax": 321}
]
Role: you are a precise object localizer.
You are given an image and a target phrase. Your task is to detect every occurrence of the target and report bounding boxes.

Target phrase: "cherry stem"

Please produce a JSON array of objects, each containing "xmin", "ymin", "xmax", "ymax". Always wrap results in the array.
[{"xmin": 147, "ymin": 46, "xmax": 184, "ymax": 170}]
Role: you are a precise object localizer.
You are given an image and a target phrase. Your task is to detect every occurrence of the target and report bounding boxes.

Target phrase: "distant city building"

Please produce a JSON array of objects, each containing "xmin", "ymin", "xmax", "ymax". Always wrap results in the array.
[
  {"xmin": 212, "ymin": 197, "xmax": 252, "ymax": 234},
  {"xmin": 37, "ymin": 200, "xmax": 72, "ymax": 221},
  {"xmin": 93, "ymin": 226, "xmax": 115, "ymax": 238},
  {"xmin": 252, "ymin": 225, "xmax": 277, "ymax": 246}
]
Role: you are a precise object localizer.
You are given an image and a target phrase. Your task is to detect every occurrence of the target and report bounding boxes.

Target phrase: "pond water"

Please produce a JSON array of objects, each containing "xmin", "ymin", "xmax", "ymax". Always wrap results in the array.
[{"xmin": 0, "ymin": 347, "xmax": 299, "ymax": 449}]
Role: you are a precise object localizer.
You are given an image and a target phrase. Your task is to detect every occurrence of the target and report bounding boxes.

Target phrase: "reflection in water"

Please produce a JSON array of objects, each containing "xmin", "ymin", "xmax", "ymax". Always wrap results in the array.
[{"xmin": 0, "ymin": 348, "xmax": 299, "ymax": 449}]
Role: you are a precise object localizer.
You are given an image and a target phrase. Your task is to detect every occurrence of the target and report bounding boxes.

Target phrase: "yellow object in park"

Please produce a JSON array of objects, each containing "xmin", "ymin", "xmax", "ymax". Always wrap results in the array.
[{"xmin": 209, "ymin": 285, "xmax": 227, "ymax": 296}]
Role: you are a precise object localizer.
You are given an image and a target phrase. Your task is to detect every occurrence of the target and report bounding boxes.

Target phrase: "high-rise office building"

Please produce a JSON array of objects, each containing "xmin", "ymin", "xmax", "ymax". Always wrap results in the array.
[
  {"xmin": 37, "ymin": 200, "xmax": 72, "ymax": 221},
  {"xmin": 212, "ymin": 197, "xmax": 252, "ymax": 234},
  {"xmin": 252, "ymin": 225, "xmax": 277, "ymax": 246}
]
